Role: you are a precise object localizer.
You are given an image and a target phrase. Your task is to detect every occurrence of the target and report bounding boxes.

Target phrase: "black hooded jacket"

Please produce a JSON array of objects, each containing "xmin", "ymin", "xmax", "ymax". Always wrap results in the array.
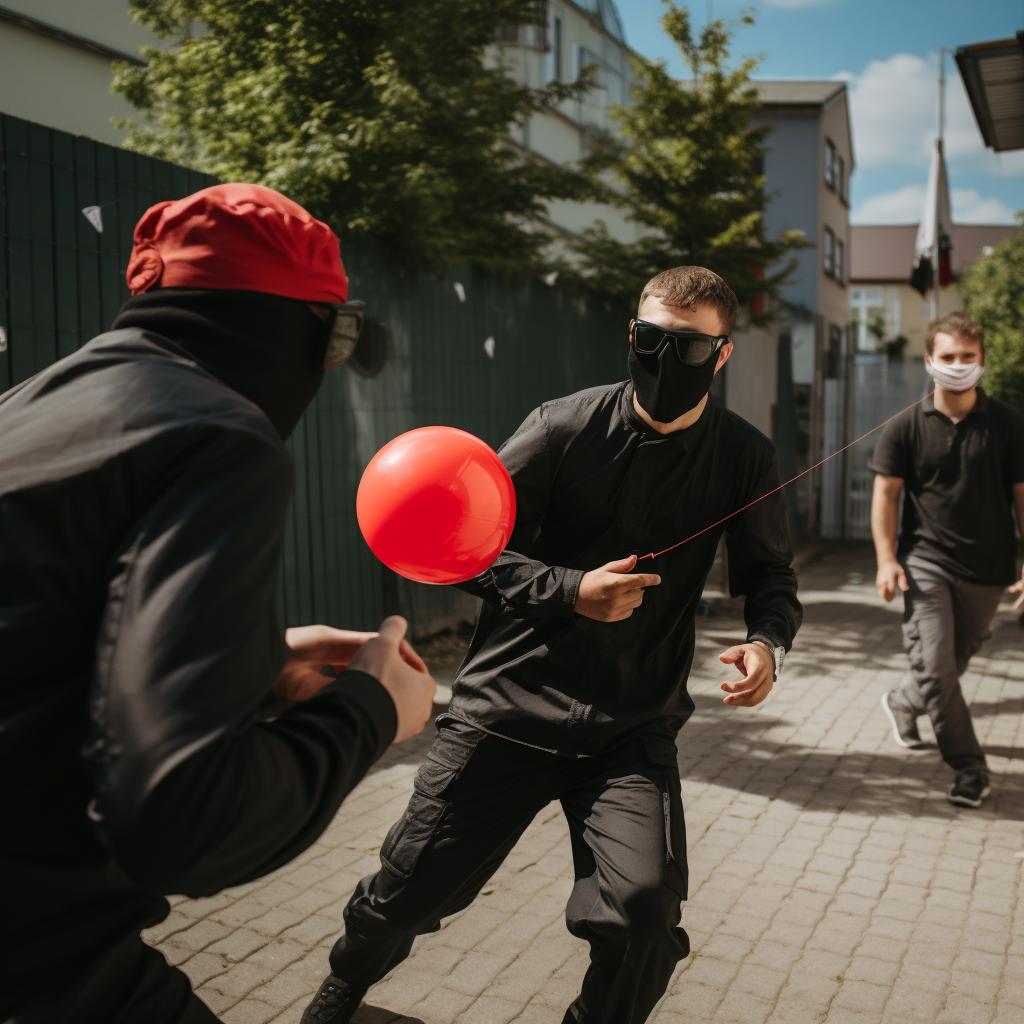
[{"xmin": 0, "ymin": 291, "xmax": 397, "ymax": 1017}]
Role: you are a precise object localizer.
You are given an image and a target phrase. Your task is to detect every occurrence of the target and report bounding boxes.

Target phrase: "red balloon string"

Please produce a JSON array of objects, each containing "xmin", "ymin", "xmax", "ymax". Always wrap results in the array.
[{"xmin": 636, "ymin": 391, "xmax": 935, "ymax": 562}]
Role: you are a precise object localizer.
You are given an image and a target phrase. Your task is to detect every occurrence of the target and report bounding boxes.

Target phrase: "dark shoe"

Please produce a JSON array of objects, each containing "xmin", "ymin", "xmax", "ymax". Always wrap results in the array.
[
  {"xmin": 300, "ymin": 975, "xmax": 362, "ymax": 1023},
  {"xmin": 948, "ymin": 770, "xmax": 991, "ymax": 808},
  {"xmin": 881, "ymin": 691, "xmax": 925, "ymax": 749}
]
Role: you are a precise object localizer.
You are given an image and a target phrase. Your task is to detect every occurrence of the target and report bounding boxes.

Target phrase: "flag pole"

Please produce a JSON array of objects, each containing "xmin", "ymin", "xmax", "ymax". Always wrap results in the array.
[{"xmin": 931, "ymin": 48, "xmax": 946, "ymax": 322}]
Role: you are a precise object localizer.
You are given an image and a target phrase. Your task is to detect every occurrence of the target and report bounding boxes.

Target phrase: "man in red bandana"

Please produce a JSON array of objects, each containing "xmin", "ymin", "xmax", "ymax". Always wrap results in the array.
[{"xmin": 0, "ymin": 184, "xmax": 436, "ymax": 1024}]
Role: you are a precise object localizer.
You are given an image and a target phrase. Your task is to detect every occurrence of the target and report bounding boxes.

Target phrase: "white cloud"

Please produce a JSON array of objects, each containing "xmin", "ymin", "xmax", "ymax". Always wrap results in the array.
[
  {"xmin": 852, "ymin": 184, "xmax": 1016, "ymax": 225},
  {"xmin": 842, "ymin": 52, "xmax": 986, "ymax": 170},
  {"xmin": 850, "ymin": 184, "xmax": 923, "ymax": 224},
  {"xmin": 951, "ymin": 189, "xmax": 1017, "ymax": 224}
]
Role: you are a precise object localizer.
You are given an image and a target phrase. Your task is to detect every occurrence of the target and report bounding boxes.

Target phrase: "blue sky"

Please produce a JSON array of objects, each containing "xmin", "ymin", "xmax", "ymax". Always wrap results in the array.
[{"xmin": 616, "ymin": 0, "xmax": 1024, "ymax": 224}]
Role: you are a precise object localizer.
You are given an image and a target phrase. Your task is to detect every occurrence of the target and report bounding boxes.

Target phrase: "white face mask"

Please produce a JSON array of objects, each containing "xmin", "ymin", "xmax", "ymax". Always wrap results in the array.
[{"xmin": 925, "ymin": 357, "xmax": 984, "ymax": 394}]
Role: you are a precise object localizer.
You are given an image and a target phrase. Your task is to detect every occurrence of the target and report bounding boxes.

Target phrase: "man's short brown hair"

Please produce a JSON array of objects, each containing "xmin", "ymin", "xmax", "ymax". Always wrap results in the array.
[
  {"xmin": 638, "ymin": 266, "xmax": 739, "ymax": 335},
  {"xmin": 925, "ymin": 310, "xmax": 984, "ymax": 357}
]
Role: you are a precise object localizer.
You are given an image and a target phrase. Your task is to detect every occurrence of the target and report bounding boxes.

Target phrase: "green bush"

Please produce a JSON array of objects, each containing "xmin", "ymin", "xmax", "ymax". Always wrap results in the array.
[{"xmin": 960, "ymin": 215, "xmax": 1024, "ymax": 412}]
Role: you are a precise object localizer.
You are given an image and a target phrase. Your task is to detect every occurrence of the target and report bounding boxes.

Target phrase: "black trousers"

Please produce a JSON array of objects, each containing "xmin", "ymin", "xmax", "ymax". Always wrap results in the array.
[{"xmin": 330, "ymin": 720, "xmax": 689, "ymax": 1024}]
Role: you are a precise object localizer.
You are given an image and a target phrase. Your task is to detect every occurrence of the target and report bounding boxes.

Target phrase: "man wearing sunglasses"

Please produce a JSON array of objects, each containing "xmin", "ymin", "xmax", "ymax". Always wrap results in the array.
[
  {"xmin": 306, "ymin": 266, "xmax": 801, "ymax": 1024},
  {"xmin": 0, "ymin": 184, "xmax": 436, "ymax": 1024}
]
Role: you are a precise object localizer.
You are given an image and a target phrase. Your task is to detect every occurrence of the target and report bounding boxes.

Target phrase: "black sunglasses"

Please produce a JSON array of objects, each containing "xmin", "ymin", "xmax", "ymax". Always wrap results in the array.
[
  {"xmin": 316, "ymin": 299, "xmax": 366, "ymax": 368},
  {"xmin": 630, "ymin": 319, "xmax": 729, "ymax": 367}
]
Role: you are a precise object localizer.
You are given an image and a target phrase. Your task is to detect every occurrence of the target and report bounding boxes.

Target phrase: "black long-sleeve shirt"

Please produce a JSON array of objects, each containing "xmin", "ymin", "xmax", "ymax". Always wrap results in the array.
[
  {"xmin": 451, "ymin": 382, "xmax": 802, "ymax": 764},
  {"xmin": 0, "ymin": 330, "xmax": 396, "ymax": 1015}
]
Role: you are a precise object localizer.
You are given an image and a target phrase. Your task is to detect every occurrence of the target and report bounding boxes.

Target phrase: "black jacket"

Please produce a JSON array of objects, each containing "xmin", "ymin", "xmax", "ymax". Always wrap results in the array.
[
  {"xmin": 451, "ymin": 382, "xmax": 802, "ymax": 762},
  {"xmin": 0, "ymin": 328, "xmax": 396, "ymax": 1014}
]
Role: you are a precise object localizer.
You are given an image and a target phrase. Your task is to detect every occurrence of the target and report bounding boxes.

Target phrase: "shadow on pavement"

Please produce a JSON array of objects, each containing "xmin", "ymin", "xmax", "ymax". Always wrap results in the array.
[
  {"xmin": 683, "ymin": 585, "xmax": 1024, "ymax": 822},
  {"xmin": 352, "ymin": 1005, "xmax": 426, "ymax": 1023}
]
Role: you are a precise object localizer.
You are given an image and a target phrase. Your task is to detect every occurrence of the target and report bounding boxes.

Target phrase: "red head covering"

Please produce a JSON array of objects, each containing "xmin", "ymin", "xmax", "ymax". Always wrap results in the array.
[{"xmin": 126, "ymin": 183, "xmax": 348, "ymax": 302}]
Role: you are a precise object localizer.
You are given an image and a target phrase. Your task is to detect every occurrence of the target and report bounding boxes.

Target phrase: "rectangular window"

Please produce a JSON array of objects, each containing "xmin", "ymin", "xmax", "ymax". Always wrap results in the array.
[
  {"xmin": 835, "ymin": 155, "xmax": 845, "ymax": 200},
  {"xmin": 823, "ymin": 226, "xmax": 834, "ymax": 276},
  {"xmin": 835, "ymin": 238, "xmax": 845, "ymax": 284},
  {"xmin": 578, "ymin": 47, "xmax": 604, "ymax": 88},
  {"xmin": 552, "ymin": 16, "xmax": 563, "ymax": 81},
  {"xmin": 824, "ymin": 139, "xmax": 835, "ymax": 189}
]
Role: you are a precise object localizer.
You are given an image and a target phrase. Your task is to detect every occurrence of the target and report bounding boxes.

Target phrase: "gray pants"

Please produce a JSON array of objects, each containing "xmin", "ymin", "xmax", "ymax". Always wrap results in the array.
[{"xmin": 890, "ymin": 556, "xmax": 1002, "ymax": 774}]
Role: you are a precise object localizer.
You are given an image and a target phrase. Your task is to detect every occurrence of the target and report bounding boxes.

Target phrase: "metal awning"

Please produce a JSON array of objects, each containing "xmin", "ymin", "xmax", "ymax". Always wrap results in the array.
[{"xmin": 956, "ymin": 33, "xmax": 1024, "ymax": 152}]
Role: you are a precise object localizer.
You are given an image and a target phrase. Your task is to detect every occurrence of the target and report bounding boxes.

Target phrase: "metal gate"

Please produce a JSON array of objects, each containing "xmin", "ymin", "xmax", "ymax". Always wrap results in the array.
[{"xmin": 818, "ymin": 348, "xmax": 929, "ymax": 541}]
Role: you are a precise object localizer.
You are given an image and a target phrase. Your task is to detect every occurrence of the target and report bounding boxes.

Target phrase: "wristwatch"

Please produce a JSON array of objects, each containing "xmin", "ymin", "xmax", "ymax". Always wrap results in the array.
[{"xmin": 752, "ymin": 640, "xmax": 785, "ymax": 681}]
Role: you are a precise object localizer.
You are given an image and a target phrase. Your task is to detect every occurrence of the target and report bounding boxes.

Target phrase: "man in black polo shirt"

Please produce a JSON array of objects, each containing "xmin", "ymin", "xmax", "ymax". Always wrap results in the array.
[
  {"xmin": 871, "ymin": 311, "xmax": 1024, "ymax": 808},
  {"xmin": 303, "ymin": 266, "xmax": 802, "ymax": 1024}
]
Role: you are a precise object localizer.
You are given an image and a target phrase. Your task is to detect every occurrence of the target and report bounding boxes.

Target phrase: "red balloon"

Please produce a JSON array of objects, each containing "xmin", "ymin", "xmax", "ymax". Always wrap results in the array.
[{"xmin": 356, "ymin": 426, "xmax": 517, "ymax": 585}]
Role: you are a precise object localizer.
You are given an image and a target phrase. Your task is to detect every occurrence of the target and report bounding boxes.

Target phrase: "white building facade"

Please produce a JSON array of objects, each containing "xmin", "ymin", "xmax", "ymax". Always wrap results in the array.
[{"xmin": 494, "ymin": 0, "xmax": 643, "ymax": 245}]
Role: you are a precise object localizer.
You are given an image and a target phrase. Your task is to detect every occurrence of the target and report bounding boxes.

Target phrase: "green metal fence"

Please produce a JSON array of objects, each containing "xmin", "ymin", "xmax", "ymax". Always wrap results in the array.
[
  {"xmin": 0, "ymin": 114, "xmax": 630, "ymax": 637},
  {"xmin": 0, "ymin": 113, "xmax": 215, "ymax": 391}
]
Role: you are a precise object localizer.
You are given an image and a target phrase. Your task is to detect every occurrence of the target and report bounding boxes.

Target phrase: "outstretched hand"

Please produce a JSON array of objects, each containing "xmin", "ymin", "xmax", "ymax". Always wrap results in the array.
[
  {"xmin": 718, "ymin": 643, "xmax": 774, "ymax": 707},
  {"xmin": 274, "ymin": 623, "xmax": 426, "ymax": 703},
  {"xmin": 575, "ymin": 554, "xmax": 661, "ymax": 622}
]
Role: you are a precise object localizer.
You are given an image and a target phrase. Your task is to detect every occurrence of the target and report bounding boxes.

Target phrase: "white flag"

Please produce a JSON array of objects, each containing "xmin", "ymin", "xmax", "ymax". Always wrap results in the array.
[{"xmin": 910, "ymin": 142, "xmax": 952, "ymax": 296}]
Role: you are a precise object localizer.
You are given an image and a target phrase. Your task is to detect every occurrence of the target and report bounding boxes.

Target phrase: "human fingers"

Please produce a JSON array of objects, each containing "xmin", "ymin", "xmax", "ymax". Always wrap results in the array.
[
  {"xmin": 725, "ymin": 674, "xmax": 773, "ymax": 707},
  {"xmin": 720, "ymin": 645, "xmax": 768, "ymax": 695},
  {"xmin": 718, "ymin": 646, "xmax": 745, "ymax": 665},
  {"xmin": 897, "ymin": 568, "xmax": 909, "ymax": 593},
  {"xmin": 386, "ymin": 661, "xmax": 437, "ymax": 743},
  {"xmin": 722, "ymin": 647, "xmax": 770, "ymax": 700},
  {"xmin": 375, "ymin": 615, "xmax": 410, "ymax": 647},
  {"xmin": 602, "ymin": 554, "xmax": 638, "ymax": 574},
  {"xmin": 285, "ymin": 625, "xmax": 377, "ymax": 665},
  {"xmin": 399, "ymin": 638, "xmax": 429, "ymax": 674},
  {"xmin": 620, "ymin": 572, "xmax": 661, "ymax": 590}
]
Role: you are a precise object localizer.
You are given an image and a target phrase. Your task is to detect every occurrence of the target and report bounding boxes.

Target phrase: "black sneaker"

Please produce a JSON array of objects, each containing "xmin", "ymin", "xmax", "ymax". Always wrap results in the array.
[
  {"xmin": 300, "ymin": 975, "xmax": 362, "ymax": 1024},
  {"xmin": 948, "ymin": 770, "xmax": 991, "ymax": 808},
  {"xmin": 881, "ymin": 692, "xmax": 925, "ymax": 749}
]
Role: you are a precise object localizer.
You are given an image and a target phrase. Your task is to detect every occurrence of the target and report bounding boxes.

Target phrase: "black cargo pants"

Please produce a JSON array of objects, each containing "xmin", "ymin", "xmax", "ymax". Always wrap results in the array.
[{"xmin": 329, "ymin": 719, "xmax": 689, "ymax": 1024}]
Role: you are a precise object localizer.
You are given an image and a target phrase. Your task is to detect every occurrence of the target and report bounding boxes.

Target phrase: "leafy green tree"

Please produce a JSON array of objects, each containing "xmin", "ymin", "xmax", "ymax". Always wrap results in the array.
[
  {"xmin": 565, "ymin": 3, "xmax": 807, "ymax": 317},
  {"xmin": 113, "ymin": 0, "xmax": 588, "ymax": 274},
  {"xmin": 960, "ymin": 216, "xmax": 1024, "ymax": 412}
]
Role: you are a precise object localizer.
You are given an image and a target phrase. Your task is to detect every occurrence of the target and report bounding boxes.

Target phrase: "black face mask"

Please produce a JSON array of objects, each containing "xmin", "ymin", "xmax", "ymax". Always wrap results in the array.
[
  {"xmin": 112, "ymin": 289, "xmax": 332, "ymax": 440},
  {"xmin": 628, "ymin": 341, "xmax": 719, "ymax": 424}
]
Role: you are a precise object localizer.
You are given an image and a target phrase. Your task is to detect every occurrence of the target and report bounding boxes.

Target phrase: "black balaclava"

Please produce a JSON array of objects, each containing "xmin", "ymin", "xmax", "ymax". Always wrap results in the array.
[
  {"xmin": 628, "ymin": 341, "xmax": 719, "ymax": 424},
  {"xmin": 112, "ymin": 289, "xmax": 332, "ymax": 440}
]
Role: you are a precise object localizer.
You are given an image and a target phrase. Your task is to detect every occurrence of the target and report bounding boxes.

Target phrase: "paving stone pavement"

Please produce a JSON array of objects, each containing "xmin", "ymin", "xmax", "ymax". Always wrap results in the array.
[{"xmin": 144, "ymin": 544, "xmax": 1024, "ymax": 1024}]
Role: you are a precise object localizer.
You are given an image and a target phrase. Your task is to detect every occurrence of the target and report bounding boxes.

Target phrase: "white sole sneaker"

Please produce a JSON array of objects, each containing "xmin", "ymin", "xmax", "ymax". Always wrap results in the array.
[
  {"xmin": 881, "ymin": 692, "xmax": 925, "ymax": 749},
  {"xmin": 948, "ymin": 785, "xmax": 991, "ymax": 808}
]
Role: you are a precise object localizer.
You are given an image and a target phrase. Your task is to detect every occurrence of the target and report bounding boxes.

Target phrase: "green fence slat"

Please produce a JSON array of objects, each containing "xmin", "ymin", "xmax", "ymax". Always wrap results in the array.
[
  {"xmin": 73, "ymin": 137, "xmax": 103, "ymax": 343},
  {"xmin": 92, "ymin": 144, "xmax": 120, "ymax": 329},
  {"xmin": 5, "ymin": 118, "xmax": 32, "ymax": 384},
  {"xmin": 26, "ymin": 123, "xmax": 57, "ymax": 375},
  {"xmin": 0, "ymin": 115, "xmax": 9, "ymax": 393},
  {"xmin": 305, "ymin": 404, "xmax": 330, "ymax": 622},
  {"xmin": 52, "ymin": 138, "xmax": 81, "ymax": 359}
]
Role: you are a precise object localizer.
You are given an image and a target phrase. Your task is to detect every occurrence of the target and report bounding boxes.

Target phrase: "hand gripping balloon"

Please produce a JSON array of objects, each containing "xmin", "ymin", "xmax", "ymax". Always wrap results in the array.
[{"xmin": 356, "ymin": 426, "xmax": 516, "ymax": 584}]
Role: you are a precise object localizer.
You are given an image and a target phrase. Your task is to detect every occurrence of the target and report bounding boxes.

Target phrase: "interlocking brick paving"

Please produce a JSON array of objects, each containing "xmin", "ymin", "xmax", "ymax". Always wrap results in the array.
[{"xmin": 145, "ymin": 543, "xmax": 1024, "ymax": 1023}]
